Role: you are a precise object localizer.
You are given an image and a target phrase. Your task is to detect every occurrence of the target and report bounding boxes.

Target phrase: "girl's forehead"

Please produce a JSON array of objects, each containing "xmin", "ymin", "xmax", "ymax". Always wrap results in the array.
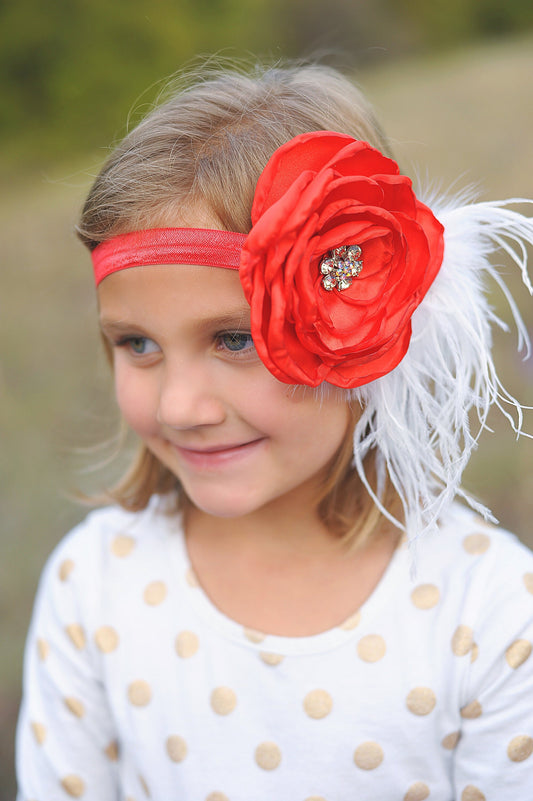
[{"xmin": 98, "ymin": 262, "xmax": 250, "ymax": 326}]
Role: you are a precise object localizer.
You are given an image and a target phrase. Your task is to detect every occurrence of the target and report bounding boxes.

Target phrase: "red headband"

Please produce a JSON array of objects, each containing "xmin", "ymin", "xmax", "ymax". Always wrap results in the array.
[
  {"xmin": 92, "ymin": 227, "xmax": 246, "ymax": 286},
  {"xmin": 90, "ymin": 131, "xmax": 444, "ymax": 388}
]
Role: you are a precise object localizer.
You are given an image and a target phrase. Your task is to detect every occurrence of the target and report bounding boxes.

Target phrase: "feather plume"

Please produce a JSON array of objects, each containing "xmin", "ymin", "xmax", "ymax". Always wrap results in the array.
[{"xmin": 350, "ymin": 198, "xmax": 533, "ymax": 551}]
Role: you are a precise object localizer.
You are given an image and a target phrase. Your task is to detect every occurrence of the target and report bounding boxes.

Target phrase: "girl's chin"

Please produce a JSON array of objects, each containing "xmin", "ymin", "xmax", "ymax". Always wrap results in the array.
[
  {"xmin": 184, "ymin": 498, "xmax": 263, "ymax": 520},
  {"xmin": 179, "ymin": 480, "xmax": 280, "ymax": 521}
]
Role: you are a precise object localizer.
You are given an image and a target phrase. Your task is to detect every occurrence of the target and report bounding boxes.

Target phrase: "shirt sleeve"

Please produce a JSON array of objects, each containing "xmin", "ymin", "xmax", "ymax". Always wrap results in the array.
[
  {"xmin": 452, "ymin": 536, "xmax": 533, "ymax": 800},
  {"xmin": 16, "ymin": 524, "xmax": 120, "ymax": 801}
]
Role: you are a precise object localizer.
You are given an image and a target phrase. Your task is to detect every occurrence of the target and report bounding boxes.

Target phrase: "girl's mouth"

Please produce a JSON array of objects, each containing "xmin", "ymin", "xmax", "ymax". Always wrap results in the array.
[{"xmin": 172, "ymin": 438, "xmax": 266, "ymax": 469}]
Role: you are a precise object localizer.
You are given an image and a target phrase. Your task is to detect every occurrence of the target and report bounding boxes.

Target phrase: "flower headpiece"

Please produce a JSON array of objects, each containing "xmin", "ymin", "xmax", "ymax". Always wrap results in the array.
[
  {"xmin": 91, "ymin": 131, "xmax": 533, "ymax": 544},
  {"xmin": 240, "ymin": 132, "xmax": 444, "ymax": 387},
  {"xmin": 93, "ymin": 132, "xmax": 445, "ymax": 389}
]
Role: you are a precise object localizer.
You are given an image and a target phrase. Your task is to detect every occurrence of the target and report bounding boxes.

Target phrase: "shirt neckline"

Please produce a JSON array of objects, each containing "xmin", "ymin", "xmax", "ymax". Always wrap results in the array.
[{"xmin": 168, "ymin": 520, "xmax": 408, "ymax": 657}]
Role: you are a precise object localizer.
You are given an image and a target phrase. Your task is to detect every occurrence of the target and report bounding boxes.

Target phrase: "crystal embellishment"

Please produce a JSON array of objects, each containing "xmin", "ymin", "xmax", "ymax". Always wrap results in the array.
[{"xmin": 320, "ymin": 244, "xmax": 363, "ymax": 291}]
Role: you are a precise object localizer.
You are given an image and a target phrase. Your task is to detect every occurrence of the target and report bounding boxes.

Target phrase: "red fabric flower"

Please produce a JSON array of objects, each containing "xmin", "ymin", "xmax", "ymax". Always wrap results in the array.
[{"xmin": 239, "ymin": 131, "xmax": 445, "ymax": 388}]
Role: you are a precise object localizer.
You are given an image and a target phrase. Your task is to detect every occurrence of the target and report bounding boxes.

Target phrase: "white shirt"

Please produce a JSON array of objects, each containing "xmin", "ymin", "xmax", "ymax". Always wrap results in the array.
[{"xmin": 16, "ymin": 498, "xmax": 533, "ymax": 800}]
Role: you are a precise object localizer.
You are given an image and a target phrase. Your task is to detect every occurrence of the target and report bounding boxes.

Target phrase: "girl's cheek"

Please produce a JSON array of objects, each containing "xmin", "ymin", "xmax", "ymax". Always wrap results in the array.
[{"xmin": 114, "ymin": 368, "xmax": 159, "ymax": 438}]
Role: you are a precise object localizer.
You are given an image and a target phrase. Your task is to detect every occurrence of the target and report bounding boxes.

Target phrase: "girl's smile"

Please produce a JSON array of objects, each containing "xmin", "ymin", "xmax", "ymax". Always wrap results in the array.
[
  {"xmin": 172, "ymin": 438, "xmax": 267, "ymax": 471},
  {"xmin": 98, "ymin": 262, "xmax": 352, "ymax": 521}
]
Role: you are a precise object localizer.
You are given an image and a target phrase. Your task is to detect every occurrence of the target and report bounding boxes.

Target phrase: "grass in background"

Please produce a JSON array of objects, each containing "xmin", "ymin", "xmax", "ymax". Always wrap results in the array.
[{"xmin": 2, "ymin": 35, "xmax": 532, "ymax": 797}]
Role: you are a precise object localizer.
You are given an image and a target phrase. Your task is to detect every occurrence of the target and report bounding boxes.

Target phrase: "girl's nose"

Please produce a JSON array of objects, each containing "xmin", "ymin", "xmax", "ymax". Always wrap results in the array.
[{"xmin": 156, "ymin": 362, "xmax": 226, "ymax": 430}]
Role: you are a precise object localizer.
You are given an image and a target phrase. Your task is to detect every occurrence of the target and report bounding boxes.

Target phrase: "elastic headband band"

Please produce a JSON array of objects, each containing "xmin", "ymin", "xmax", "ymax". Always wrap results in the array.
[{"xmin": 92, "ymin": 227, "xmax": 247, "ymax": 286}]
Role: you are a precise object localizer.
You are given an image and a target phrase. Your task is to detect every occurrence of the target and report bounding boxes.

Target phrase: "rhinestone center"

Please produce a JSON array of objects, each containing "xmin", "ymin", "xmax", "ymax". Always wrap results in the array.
[{"xmin": 320, "ymin": 244, "xmax": 363, "ymax": 291}]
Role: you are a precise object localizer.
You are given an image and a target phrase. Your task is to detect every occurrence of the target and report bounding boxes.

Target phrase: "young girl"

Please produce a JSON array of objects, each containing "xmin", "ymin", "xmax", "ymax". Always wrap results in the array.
[{"xmin": 16, "ymin": 63, "xmax": 533, "ymax": 801}]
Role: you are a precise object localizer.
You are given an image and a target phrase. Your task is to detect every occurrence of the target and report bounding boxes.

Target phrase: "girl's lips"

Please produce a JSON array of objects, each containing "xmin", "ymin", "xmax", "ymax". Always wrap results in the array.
[{"xmin": 172, "ymin": 438, "xmax": 266, "ymax": 469}]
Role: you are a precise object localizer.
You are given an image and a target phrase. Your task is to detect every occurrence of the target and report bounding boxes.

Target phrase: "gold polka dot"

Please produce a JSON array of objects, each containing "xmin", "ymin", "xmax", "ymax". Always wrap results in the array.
[
  {"xmin": 460, "ymin": 700, "xmax": 482, "ymax": 719},
  {"xmin": 37, "ymin": 638, "xmax": 49, "ymax": 661},
  {"xmin": 186, "ymin": 568, "xmax": 199, "ymax": 587},
  {"xmin": 411, "ymin": 583, "xmax": 440, "ymax": 610},
  {"xmin": 304, "ymin": 797, "xmax": 327, "ymax": 801},
  {"xmin": 61, "ymin": 775, "xmax": 85, "ymax": 798},
  {"xmin": 406, "ymin": 687, "xmax": 436, "ymax": 716},
  {"xmin": 259, "ymin": 651, "xmax": 284, "ymax": 666},
  {"xmin": 31, "ymin": 721, "xmax": 46, "ymax": 744},
  {"xmin": 166, "ymin": 734, "xmax": 188, "ymax": 762},
  {"xmin": 128, "ymin": 680, "xmax": 152, "ymax": 706},
  {"xmin": 64, "ymin": 697, "xmax": 85, "ymax": 718},
  {"xmin": 139, "ymin": 774, "xmax": 151, "ymax": 797},
  {"xmin": 506, "ymin": 639, "xmax": 532, "ymax": 669},
  {"xmin": 461, "ymin": 786, "xmax": 486, "ymax": 801},
  {"xmin": 94, "ymin": 625, "xmax": 119, "ymax": 653},
  {"xmin": 442, "ymin": 731, "xmax": 461, "ymax": 750},
  {"xmin": 470, "ymin": 643, "xmax": 479, "ymax": 663},
  {"xmin": 175, "ymin": 630, "xmax": 199, "ymax": 658},
  {"xmin": 340, "ymin": 611, "xmax": 361, "ymax": 630},
  {"xmin": 507, "ymin": 735, "xmax": 533, "ymax": 762},
  {"xmin": 524, "ymin": 573, "xmax": 533, "ymax": 594},
  {"xmin": 451, "ymin": 625, "xmax": 474, "ymax": 656},
  {"xmin": 205, "ymin": 794, "xmax": 230, "ymax": 801},
  {"xmin": 353, "ymin": 741, "xmax": 384, "ymax": 770},
  {"xmin": 404, "ymin": 782, "xmax": 430, "ymax": 801},
  {"xmin": 111, "ymin": 534, "xmax": 136, "ymax": 557},
  {"xmin": 125, "ymin": 797, "xmax": 137, "ymax": 801},
  {"xmin": 255, "ymin": 741, "xmax": 281, "ymax": 770},
  {"xmin": 105, "ymin": 740, "xmax": 119, "ymax": 761},
  {"xmin": 66, "ymin": 623, "xmax": 86, "ymax": 650},
  {"xmin": 59, "ymin": 559, "xmax": 75, "ymax": 581},
  {"xmin": 143, "ymin": 580, "xmax": 167, "ymax": 606},
  {"xmin": 462, "ymin": 533, "xmax": 490, "ymax": 555},
  {"xmin": 303, "ymin": 689, "xmax": 333, "ymax": 719},
  {"xmin": 244, "ymin": 628, "xmax": 265, "ymax": 644},
  {"xmin": 211, "ymin": 687, "xmax": 237, "ymax": 715},
  {"xmin": 357, "ymin": 634, "xmax": 386, "ymax": 663}
]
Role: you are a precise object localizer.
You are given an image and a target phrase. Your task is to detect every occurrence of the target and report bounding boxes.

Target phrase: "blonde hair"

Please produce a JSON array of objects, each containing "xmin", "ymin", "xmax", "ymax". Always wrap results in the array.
[{"xmin": 78, "ymin": 61, "xmax": 400, "ymax": 547}]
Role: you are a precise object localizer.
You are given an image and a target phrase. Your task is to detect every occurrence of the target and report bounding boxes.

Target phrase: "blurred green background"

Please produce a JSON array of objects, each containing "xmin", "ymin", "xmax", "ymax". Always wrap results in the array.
[{"xmin": 1, "ymin": 0, "xmax": 533, "ymax": 796}]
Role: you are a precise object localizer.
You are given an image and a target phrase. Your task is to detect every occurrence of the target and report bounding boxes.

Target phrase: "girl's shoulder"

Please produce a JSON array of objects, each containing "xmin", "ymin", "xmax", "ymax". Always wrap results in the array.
[
  {"xmin": 412, "ymin": 502, "xmax": 533, "ymax": 625},
  {"xmin": 28, "ymin": 496, "xmax": 185, "ymax": 655},
  {"xmin": 37, "ymin": 496, "xmax": 182, "ymax": 596},
  {"xmin": 56, "ymin": 494, "xmax": 179, "ymax": 546},
  {"xmin": 421, "ymin": 502, "xmax": 533, "ymax": 573}
]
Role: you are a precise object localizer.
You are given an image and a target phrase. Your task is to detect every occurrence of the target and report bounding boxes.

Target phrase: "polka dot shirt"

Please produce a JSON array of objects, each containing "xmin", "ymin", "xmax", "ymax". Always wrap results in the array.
[{"xmin": 16, "ymin": 499, "xmax": 533, "ymax": 800}]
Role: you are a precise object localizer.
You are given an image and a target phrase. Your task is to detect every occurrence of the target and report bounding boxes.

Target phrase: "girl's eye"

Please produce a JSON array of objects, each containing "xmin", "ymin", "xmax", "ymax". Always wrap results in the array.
[
  {"xmin": 218, "ymin": 332, "xmax": 255, "ymax": 354},
  {"xmin": 121, "ymin": 336, "xmax": 160, "ymax": 356}
]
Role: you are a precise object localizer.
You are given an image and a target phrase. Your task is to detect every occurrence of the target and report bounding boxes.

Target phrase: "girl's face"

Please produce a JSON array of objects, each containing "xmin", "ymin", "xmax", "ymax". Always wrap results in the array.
[{"xmin": 98, "ymin": 261, "xmax": 351, "ymax": 521}]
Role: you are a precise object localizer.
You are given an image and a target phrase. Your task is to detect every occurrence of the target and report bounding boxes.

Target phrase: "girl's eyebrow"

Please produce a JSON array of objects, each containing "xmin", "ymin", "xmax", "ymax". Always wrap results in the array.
[
  {"xmin": 200, "ymin": 309, "xmax": 251, "ymax": 329},
  {"xmin": 99, "ymin": 308, "xmax": 252, "ymax": 336},
  {"xmin": 99, "ymin": 319, "xmax": 148, "ymax": 337}
]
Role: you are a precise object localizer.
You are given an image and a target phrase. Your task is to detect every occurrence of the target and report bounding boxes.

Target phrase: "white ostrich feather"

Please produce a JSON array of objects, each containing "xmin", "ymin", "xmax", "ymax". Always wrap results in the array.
[{"xmin": 350, "ymin": 197, "xmax": 533, "ymax": 552}]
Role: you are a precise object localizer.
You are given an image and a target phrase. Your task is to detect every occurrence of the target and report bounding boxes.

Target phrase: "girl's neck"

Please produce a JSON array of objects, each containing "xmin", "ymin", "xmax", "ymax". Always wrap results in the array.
[
  {"xmin": 183, "ymin": 499, "xmax": 401, "ymax": 637},
  {"xmin": 184, "ymin": 483, "xmax": 344, "ymax": 559}
]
